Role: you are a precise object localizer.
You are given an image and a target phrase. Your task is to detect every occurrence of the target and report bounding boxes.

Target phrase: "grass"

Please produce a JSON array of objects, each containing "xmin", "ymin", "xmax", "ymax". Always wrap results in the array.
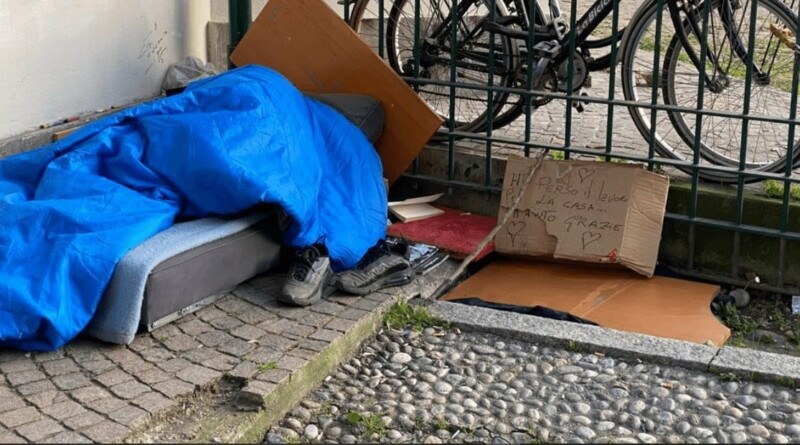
[
  {"xmin": 527, "ymin": 425, "xmax": 545, "ymax": 444},
  {"xmin": 383, "ymin": 300, "xmax": 447, "ymax": 332},
  {"xmin": 257, "ymin": 361, "xmax": 278, "ymax": 372},
  {"xmin": 346, "ymin": 411, "xmax": 387, "ymax": 438},
  {"xmin": 762, "ymin": 179, "xmax": 800, "ymax": 201},
  {"xmin": 565, "ymin": 340, "xmax": 583, "ymax": 352},
  {"xmin": 712, "ymin": 301, "xmax": 762, "ymax": 338},
  {"xmin": 434, "ymin": 418, "xmax": 450, "ymax": 430},
  {"xmin": 156, "ymin": 335, "xmax": 169, "ymax": 343},
  {"xmin": 775, "ymin": 376, "xmax": 797, "ymax": 389},
  {"xmin": 638, "ymin": 31, "xmax": 797, "ymax": 93}
]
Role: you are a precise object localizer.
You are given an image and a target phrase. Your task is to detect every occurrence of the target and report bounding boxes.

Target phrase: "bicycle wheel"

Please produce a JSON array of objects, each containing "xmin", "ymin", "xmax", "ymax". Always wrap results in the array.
[
  {"xmin": 386, "ymin": 0, "xmax": 519, "ymax": 136},
  {"xmin": 349, "ymin": 0, "xmax": 394, "ymax": 60},
  {"xmin": 663, "ymin": 0, "xmax": 799, "ymax": 174},
  {"xmin": 621, "ymin": 0, "xmax": 800, "ymax": 183},
  {"xmin": 489, "ymin": 1, "xmax": 634, "ymax": 132}
]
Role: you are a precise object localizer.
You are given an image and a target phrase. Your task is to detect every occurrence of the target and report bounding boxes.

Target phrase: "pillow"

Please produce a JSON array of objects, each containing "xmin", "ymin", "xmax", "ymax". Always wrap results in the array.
[{"xmin": 306, "ymin": 93, "xmax": 385, "ymax": 145}]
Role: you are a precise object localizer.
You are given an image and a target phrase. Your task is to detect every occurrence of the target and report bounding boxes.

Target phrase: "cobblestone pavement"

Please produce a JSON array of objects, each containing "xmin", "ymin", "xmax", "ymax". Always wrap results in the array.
[
  {"xmin": 264, "ymin": 320, "xmax": 800, "ymax": 444},
  {"xmin": 0, "ymin": 272, "xmax": 408, "ymax": 444}
]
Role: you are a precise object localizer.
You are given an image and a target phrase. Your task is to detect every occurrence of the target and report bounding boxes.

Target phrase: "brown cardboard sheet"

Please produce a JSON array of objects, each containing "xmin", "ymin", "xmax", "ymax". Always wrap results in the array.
[
  {"xmin": 442, "ymin": 259, "xmax": 730, "ymax": 346},
  {"xmin": 230, "ymin": 0, "xmax": 443, "ymax": 185},
  {"xmin": 495, "ymin": 156, "xmax": 670, "ymax": 277}
]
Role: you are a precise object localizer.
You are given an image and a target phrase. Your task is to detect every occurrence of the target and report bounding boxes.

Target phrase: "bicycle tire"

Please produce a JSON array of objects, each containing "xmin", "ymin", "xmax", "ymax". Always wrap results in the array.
[
  {"xmin": 349, "ymin": 0, "xmax": 394, "ymax": 60},
  {"xmin": 663, "ymin": 0, "xmax": 800, "ymax": 177},
  {"xmin": 385, "ymin": 0, "xmax": 519, "ymax": 137},
  {"xmin": 489, "ymin": 2, "xmax": 630, "ymax": 131},
  {"xmin": 621, "ymin": 0, "xmax": 800, "ymax": 183}
]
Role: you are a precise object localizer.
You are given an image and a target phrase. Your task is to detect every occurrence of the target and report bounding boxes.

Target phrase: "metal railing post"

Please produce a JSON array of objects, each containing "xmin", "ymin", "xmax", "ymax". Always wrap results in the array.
[{"xmin": 228, "ymin": 0, "xmax": 252, "ymax": 69}]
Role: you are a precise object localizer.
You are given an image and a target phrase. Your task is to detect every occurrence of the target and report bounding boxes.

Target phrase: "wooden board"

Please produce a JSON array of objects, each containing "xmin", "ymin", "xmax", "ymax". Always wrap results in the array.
[
  {"xmin": 442, "ymin": 259, "xmax": 730, "ymax": 345},
  {"xmin": 231, "ymin": 0, "xmax": 443, "ymax": 185}
]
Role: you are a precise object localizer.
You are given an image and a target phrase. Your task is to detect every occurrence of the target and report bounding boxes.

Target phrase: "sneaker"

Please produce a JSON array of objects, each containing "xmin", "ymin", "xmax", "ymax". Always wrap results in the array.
[
  {"xmin": 279, "ymin": 244, "xmax": 334, "ymax": 306},
  {"xmin": 335, "ymin": 239, "xmax": 414, "ymax": 295}
]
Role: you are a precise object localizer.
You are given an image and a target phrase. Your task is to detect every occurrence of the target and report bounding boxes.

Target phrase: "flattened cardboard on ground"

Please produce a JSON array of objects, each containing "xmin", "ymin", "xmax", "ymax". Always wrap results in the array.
[
  {"xmin": 230, "ymin": 0, "xmax": 443, "ymax": 185},
  {"xmin": 495, "ymin": 155, "xmax": 670, "ymax": 277},
  {"xmin": 442, "ymin": 259, "xmax": 730, "ymax": 346}
]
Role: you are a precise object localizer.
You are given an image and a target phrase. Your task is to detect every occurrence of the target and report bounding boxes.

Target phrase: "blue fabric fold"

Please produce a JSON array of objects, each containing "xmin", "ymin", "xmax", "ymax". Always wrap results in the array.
[{"xmin": 0, "ymin": 65, "xmax": 387, "ymax": 351}]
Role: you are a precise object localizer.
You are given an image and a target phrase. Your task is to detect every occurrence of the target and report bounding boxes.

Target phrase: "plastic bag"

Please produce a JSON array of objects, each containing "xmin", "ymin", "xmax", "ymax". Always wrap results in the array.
[{"xmin": 161, "ymin": 56, "xmax": 218, "ymax": 94}]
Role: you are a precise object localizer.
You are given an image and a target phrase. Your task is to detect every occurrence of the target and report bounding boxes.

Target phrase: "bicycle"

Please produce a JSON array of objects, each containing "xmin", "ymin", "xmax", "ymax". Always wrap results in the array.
[
  {"xmin": 346, "ymin": 0, "xmax": 800, "ymax": 182},
  {"xmin": 346, "ymin": 0, "xmax": 632, "ymax": 132}
]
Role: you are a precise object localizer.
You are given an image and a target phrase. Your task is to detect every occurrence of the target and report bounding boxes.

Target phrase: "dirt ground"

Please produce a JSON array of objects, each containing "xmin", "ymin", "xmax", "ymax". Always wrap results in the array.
[{"xmin": 712, "ymin": 289, "xmax": 800, "ymax": 357}]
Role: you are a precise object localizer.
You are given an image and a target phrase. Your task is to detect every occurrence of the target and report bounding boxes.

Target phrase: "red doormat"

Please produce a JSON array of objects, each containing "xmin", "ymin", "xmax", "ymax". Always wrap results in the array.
[{"xmin": 387, "ymin": 206, "xmax": 497, "ymax": 260}]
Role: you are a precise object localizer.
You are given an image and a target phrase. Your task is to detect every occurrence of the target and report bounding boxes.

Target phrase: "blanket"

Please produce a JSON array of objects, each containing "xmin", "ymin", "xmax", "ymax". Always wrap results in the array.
[{"xmin": 0, "ymin": 65, "xmax": 388, "ymax": 351}]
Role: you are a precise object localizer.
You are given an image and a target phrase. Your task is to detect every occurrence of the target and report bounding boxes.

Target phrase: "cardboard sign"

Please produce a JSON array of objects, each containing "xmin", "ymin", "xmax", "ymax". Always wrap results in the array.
[
  {"xmin": 495, "ymin": 155, "xmax": 670, "ymax": 276},
  {"xmin": 230, "ymin": 0, "xmax": 443, "ymax": 185}
]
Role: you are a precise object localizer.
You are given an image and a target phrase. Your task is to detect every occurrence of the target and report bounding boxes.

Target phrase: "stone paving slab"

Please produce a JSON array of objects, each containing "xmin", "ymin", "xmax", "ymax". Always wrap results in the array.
[
  {"xmin": 430, "ymin": 298, "xmax": 800, "ymax": 390},
  {"xmin": 428, "ymin": 300, "xmax": 719, "ymax": 371},
  {"xmin": 0, "ymin": 268, "xmax": 424, "ymax": 444},
  {"xmin": 711, "ymin": 346, "xmax": 800, "ymax": 386}
]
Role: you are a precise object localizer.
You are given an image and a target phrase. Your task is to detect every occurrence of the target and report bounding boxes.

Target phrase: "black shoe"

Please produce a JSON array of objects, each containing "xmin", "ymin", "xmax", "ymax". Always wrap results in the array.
[
  {"xmin": 335, "ymin": 239, "xmax": 414, "ymax": 295},
  {"xmin": 279, "ymin": 244, "xmax": 334, "ymax": 306}
]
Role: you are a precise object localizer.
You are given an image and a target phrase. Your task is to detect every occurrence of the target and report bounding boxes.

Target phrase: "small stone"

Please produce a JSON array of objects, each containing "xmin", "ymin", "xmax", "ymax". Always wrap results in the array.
[
  {"xmin": 629, "ymin": 400, "xmax": 646, "ymax": 413},
  {"xmin": 556, "ymin": 365, "xmax": 583, "ymax": 375},
  {"xmin": 495, "ymin": 422, "xmax": 512, "ymax": 434},
  {"xmin": 574, "ymin": 426, "xmax": 595, "ymax": 440},
  {"xmin": 691, "ymin": 427, "xmax": 713, "ymax": 439},
  {"xmin": 572, "ymin": 415, "xmax": 591, "ymax": 426},
  {"xmin": 747, "ymin": 424, "xmax": 770, "ymax": 437},
  {"xmin": 265, "ymin": 432, "xmax": 285, "ymax": 443},
  {"xmin": 770, "ymin": 433, "xmax": 789, "ymax": 444},
  {"xmin": 340, "ymin": 434, "xmax": 357, "ymax": 443},
  {"xmin": 689, "ymin": 387, "xmax": 708, "ymax": 400},
  {"xmin": 734, "ymin": 395, "xmax": 757, "ymax": 407},
  {"xmin": 596, "ymin": 421, "xmax": 615, "ymax": 432},
  {"xmin": 748, "ymin": 409, "xmax": 767, "ymax": 421},
  {"xmin": 326, "ymin": 426, "xmax": 342, "ymax": 439},
  {"xmin": 637, "ymin": 433, "xmax": 658, "ymax": 443},
  {"xmin": 434, "ymin": 382, "xmax": 453, "ymax": 395},
  {"xmin": 702, "ymin": 416, "xmax": 720, "ymax": 428},
  {"xmin": 284, "ymin": 418, "xmax": 303, "ymax": 432},
  {"xmin": 574, "ymin": 402, "xmax": 591, "ymax": 414},
  {"xmin": 730, "ymin": 431, "xmax": 747, "ymax": 443},
  {"xmin": 722, "ymin": 382, "xmax": 739, "ymax": 393},
  {"xmin": 472, "ymin": 345, "xmax": 495, "ymax": 355},
  {"xmin": 391, "ymin": 353, "xmax": 412, "ymax": 364},
  {"xmin": 303, "ymin": 424, "xmax": 319, "ymax": 440},
  {"xmin": 387, "ymin": 430, "xmax": 403, "ymax": 440}
]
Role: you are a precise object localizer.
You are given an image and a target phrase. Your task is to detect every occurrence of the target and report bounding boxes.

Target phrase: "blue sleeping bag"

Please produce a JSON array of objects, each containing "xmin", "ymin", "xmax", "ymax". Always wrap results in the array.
[{"xmin": 0, "ymin": 65, "xmax": 388, "ymax": 351}]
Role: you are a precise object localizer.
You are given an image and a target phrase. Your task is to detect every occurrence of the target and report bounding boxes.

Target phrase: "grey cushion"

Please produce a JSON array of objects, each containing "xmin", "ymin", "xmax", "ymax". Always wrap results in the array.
[
  {"xmin": 141, "ymin": 206, "xmax": 288, "ymax": 330},
  {"xmin": 307, "ymin": 93, "xmax": 385, "ymax": 145}
]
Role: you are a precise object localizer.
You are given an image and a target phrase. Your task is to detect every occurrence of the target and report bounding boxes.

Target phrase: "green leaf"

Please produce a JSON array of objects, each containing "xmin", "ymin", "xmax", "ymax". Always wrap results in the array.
[{"xmin": 346, "ymin": 411, "xmax": 363, "ymax": 424}]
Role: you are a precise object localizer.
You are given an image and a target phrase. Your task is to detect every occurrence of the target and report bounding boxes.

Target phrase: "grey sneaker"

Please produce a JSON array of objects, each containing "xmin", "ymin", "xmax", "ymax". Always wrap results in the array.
[
  {"xmin": 335, "ymin": 240, "xmax": 414, "ymax": 295},
  {"xmin": 279, "ymin": 244, "xmax": 334, "ymax": 306}
]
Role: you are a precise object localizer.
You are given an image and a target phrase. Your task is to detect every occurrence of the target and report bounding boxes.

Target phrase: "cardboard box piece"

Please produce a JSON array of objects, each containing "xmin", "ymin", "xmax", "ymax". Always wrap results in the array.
[
  {"xmin": 495, "ymin": 155, "xmax": 670, "ymax": 277},
  {"xmin": 231, "ymin": 0, "xmax": 443, "ymax": 185}
]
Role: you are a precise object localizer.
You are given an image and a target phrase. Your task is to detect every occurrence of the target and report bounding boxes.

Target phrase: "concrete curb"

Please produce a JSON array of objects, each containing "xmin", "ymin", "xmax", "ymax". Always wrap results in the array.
[
  {"xmin": 428, "ymin": 300, "xmax": 800, "ymax": 387},
  {"xmin": 192, "ymin": 294, "xmax": 401, "ymax": 443}
]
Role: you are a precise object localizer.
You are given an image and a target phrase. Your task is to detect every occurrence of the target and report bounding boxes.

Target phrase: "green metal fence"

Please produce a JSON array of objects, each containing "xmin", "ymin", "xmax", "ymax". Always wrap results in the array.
[{"xmin": 343, "ymin": 0, "xmax": 800, "ymax": 295}]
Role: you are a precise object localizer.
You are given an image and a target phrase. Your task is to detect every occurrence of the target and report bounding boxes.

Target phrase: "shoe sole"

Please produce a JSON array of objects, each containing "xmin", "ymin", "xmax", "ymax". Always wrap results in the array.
[
  {"xmin": 278, "ymin": 269, "xmax": 335, "ymax": 307},
  {"xmin": 336, "ymin": 269, "xmax": 414, "ymax": 296}
]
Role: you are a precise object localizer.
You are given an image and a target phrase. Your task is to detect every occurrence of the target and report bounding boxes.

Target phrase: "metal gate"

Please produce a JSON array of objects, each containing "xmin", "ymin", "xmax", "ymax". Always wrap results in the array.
[{"xmin": 341, "ymin": 0, "xmax": 800, "ymax": 295}]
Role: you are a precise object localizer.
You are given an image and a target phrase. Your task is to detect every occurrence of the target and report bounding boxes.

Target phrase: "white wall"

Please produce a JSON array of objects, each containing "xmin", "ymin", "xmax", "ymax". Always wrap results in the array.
[
  {"xmin": 210, "ymin": 0, "xmax": 345, "ymax": 22},
  {"xmin": 0, "ymin": 0, "xmax": 211, "ymax": 140}
]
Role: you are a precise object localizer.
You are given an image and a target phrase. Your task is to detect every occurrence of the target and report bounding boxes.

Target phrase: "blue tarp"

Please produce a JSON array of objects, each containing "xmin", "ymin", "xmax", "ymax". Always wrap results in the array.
[{"xmin": 0, "ymin": 65, "xmax": 388, "ymax": 351}]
